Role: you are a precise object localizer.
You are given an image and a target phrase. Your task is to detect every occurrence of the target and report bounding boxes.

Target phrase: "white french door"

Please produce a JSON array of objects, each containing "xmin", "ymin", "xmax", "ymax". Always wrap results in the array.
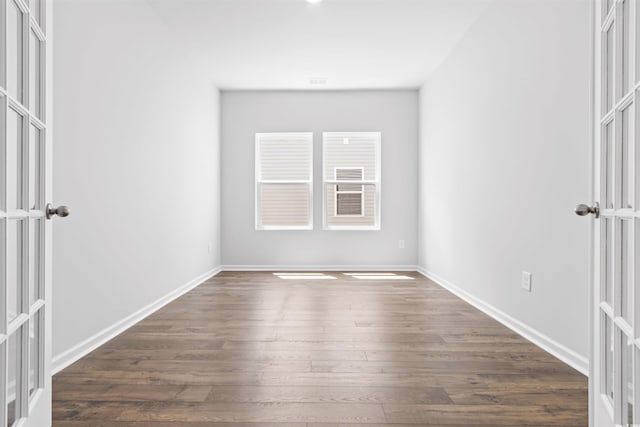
[
  {"xmin": 593, "ymin": 0, "xmax": 640, "ymax": 426},
  {"xmin": 1, "ymin": 0, "xmax": 52, "ymax": 425}
]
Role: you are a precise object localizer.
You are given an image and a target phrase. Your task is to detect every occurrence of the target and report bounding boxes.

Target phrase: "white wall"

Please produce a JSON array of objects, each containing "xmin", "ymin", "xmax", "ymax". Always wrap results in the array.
[
  {"xmin": 419, "ymin": 0, "xmax": 590, "ymax": 365},
  {"xmin": 221, "ymin": 91, "xmax": 418, "ymax": 268},
  {"xmin": 53, "ymin": 0, "xmax": 221, "ymax": 364}
]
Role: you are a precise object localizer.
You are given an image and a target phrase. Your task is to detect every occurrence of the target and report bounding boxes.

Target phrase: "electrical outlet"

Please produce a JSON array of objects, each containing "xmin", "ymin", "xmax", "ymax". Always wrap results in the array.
[
  {"xmin": 208, "ymin": 243, "xmax": 212, "ymax": 254},
  {"xmin": 398, "ymin": 240, "xmax": 405, "ymax": 249},
  {"xmin": 521, "ymin": 271, "xmax": 532, "ymax": 292}
]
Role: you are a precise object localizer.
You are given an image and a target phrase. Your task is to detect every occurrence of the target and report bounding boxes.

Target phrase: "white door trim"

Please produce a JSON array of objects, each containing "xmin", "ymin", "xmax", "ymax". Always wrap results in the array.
[{"xmin": 589, "ymin": 0, "xmax": 596, "ymax": 425}]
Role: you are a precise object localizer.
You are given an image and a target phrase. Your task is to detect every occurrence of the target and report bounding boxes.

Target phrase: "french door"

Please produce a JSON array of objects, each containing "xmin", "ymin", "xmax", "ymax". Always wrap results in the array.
[
  {"xmin": 593, "ymin": 0, "xmax": 640, "ymax": 426},
  {"xmin": 1, "ymin": 0, "xmax": 52, "ymax": 425}
]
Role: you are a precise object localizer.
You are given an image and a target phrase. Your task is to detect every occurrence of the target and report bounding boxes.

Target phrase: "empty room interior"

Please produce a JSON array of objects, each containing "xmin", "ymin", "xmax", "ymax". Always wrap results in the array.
[{"xmin": 5, "ymin": 0, "xmax": 637, "ymax": 425}]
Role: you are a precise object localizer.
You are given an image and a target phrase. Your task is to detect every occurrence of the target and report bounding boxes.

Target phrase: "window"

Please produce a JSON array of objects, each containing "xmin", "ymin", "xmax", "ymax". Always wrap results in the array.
[
  {"xmin": 334, "ymin": 168, "xmax": 364, "ymax": 217},
  {"xmin": 255, "ymin": 133, "xmax": 313, "ymax": 230},
  {"xmin": 323, "ymin": 132, "xmax": 381, "ymax": 230}
]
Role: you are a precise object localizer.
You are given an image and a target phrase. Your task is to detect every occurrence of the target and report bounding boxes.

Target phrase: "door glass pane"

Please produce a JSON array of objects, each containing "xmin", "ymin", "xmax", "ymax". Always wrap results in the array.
[
  {"xmin": 604, "ymin": 218, "xmax": 614, "ymax": 304},
  {"xmin": 7, "ymin": 221, "xmax": 21, "ymax": 323},
  {"xmin": 28, "ymin": 219, "xmax": 41, "ymax": 306},
  {"xmin": 7, "ymin": 0, "xmax": 23, "ymax": 103},
  {"xmin": 622, "ymin": 0, "xmax": 632, "ymax": 97},
  {"xmin": 29, "ymin": 310, "xmax": 41, "ymax": 397},
  {"xmin": 7, "ymin": 332, "xmax": 18, "ymax": 427},
  {"xmin": 622, "ymin": 338, "xmax": 635, "ymax": 425},
  {"xmin": 7, "ymin": 108, "xmax": 23, "ymax": 213},
  {"xmin": 621, "ymin": 106, "xmax": 632, "ymax": 209},
  {"xmin": 637, "ymin": 0, "xmax": 640, "ymax": 84},
  {"xmin": 604, "ymin": 121, "xmax": 614, "ymax": 209},
  {"xmin": 29, "ymin": 31, "xmax": 41, "ymax": 118},
  {"xmin": 637, "ymin": 218, "xmax": 640, "ymax": 337},
  {"xmin": 621, "ymin": 0, "xmax": 634, "ymax": 96},
  {"xmin": 29, "ymin": 0, "xmax": 42, "ymax": 29},
  {"xmin": 603, "ymin": 0, "xmax": 613, "ymax": 23},
  {"xmin": 629, "ymin": 346, "xmax": 640, "ymax": 425},
  {"xmin": 604, "ymin": 21, "xmax": 615, "ymax": 114},
  {"xmin": 28, "ymin": 125, "xmax": 41, "ymax": 210},
  {"xmin": 604, "ymin": 314, "xmax": 615, "ymax": 402},
  {"xmin": 620, "ymin": 219, "xmax": 633, "ymax": 323},
  {"xmin": 602, "ymin": 0, "xmax": 615, "ymax": 18}
]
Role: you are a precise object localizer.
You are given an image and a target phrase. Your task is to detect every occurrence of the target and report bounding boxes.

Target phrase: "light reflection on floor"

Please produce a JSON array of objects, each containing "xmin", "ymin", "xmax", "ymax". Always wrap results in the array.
[
  {"xmin": 273, "ymin": 272, "xmax": 415, "ymax": 280},
  {"xmin": 346, "ymin": 273, "xmax": 415, "ymax": 280},
  {"xmin": 273, "ymin": 273, "xmax": 337, "ymax": 280},
  {"xmin": 343, "ymin": 272, "xmax": 397, "ymax": 276}
]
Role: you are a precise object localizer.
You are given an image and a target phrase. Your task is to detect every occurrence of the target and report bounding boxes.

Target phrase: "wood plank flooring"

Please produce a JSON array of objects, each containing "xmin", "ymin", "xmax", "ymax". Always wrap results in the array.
[{"xmin": 52, "ymin": 271, "xmax": 588, "ymax": 426}]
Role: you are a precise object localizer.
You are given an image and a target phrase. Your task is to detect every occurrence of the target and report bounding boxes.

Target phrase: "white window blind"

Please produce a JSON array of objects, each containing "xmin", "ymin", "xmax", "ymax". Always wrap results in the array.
[
  {"xmin": 255, "ymin": 133, "xmax": 313, "ymax": 230},
  {"xmin": 323, "ymin": 132, "xmax": 381, "ymax": 230}
]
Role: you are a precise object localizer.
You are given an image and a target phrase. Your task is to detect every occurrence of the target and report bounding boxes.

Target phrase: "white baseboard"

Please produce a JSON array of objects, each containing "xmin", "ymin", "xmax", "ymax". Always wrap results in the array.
[
  {"xmin": 417, "ymin": 267, "xmax": 589, "ymax": 376},
  {"xmin": 221, "ymin": 265, "xmax": 418, "ymax": 272},
  {"xmin": 52, "ymin": 266, "xmax": 223, "ymax": 375}
]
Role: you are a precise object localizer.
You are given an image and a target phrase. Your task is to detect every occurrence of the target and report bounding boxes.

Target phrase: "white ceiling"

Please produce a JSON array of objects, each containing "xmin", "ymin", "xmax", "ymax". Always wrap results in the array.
[{"xmin": 147, "ymin": 0, "xmax": 491, "ymax": 90}]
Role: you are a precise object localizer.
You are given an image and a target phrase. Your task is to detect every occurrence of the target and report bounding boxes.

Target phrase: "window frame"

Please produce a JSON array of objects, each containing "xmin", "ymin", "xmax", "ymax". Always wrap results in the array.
[
  {"xmin": 254, "ymin": 132, "xmax": 314, "ymax": 231},
  {"xmin": 322, "ymin": 132, "xmax": 381, "ymax": 231}
]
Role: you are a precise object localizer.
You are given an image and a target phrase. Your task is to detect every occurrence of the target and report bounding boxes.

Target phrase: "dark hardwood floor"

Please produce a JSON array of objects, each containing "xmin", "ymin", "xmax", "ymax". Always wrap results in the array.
[{"xmin": 52, "ymin": 271, "xmax": 588, "ymax": 426}]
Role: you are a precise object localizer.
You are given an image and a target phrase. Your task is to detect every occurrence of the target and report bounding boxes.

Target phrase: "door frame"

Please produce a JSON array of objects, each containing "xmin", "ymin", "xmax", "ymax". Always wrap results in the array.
[
  {"xmin": 588, "ymin": 1, "xmax": 595, "ymax": 426},
  {"xmin": 18, "ymin": 0, "xmax": 52, "ymax": 424},
  {"xmin": 38, "ymin": 0, "xmax": 52, "ymax": 425}
]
